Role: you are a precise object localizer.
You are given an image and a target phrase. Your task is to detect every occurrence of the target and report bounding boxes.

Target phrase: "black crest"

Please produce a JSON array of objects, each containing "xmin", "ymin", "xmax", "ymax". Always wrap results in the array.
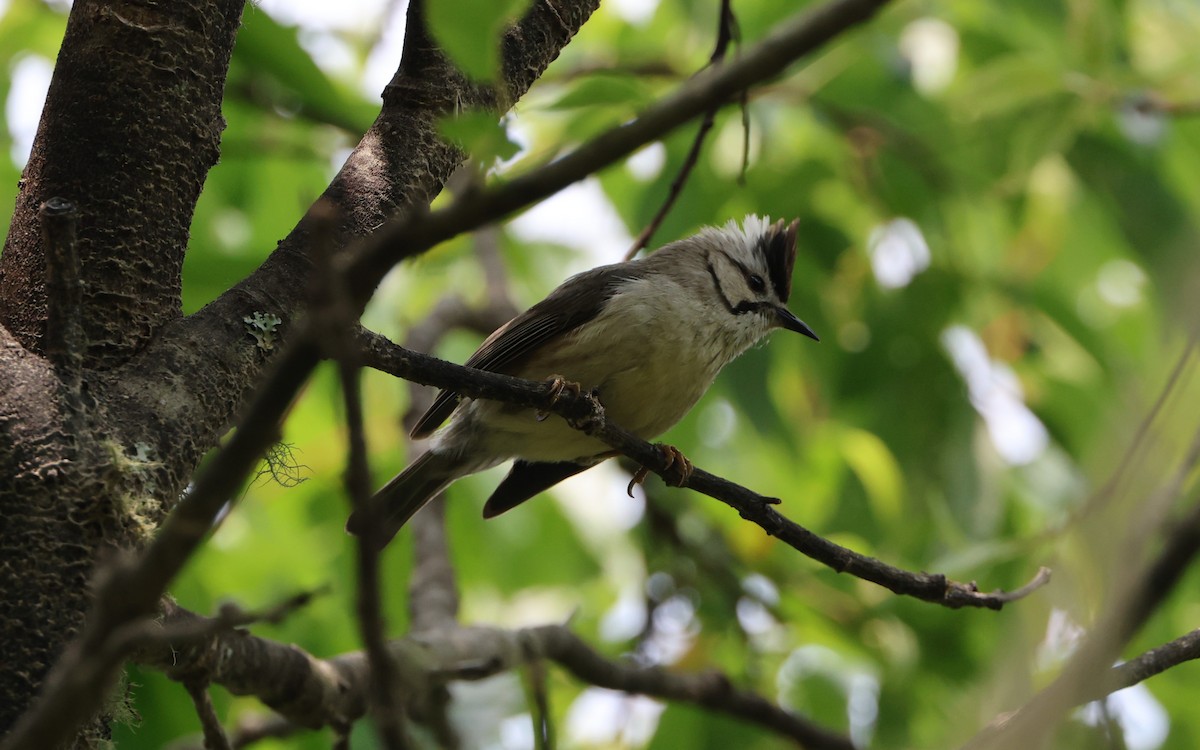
[{"xmin": 760, "ymin": 218, "xmax": 798, "ymax": 303}]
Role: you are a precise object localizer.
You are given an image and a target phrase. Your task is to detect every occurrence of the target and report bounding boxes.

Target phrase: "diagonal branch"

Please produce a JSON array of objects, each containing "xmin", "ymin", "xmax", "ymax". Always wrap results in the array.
[
  {"xmin": 1100, "ymin": 627, "xmax": 1200, "ymax": 698},
  {"xmin": 357, "ymin": 331, "xmax": 1050, "ymax": 610}
]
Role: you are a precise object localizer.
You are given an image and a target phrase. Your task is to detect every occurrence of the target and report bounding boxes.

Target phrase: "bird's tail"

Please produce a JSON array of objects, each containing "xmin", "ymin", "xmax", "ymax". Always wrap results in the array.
[{"xmin": 346, "ymin": 451, "xmax": 459, "ymax": 544}]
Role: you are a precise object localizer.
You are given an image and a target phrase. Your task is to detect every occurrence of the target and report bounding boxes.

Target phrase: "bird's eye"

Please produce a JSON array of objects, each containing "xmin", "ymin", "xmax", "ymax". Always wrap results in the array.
[{"xmin": 748, "ymin": 274, "xmax": 766, "ymax": 293}]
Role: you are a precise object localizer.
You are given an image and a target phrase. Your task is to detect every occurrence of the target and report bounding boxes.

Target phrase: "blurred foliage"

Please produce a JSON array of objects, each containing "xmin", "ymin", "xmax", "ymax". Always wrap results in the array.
[{"xmin": 4, "ymin": 0, "xmax": 1200, "ymax": 748}]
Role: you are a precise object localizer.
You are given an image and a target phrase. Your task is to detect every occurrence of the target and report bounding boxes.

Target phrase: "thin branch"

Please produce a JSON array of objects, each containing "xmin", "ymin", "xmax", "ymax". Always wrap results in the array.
[
  {"xmin": 225, "ymin": 715, "xmax": 301, "ymax": 749},
  {"xmin": 1129, "ymin": 92, "xmax": 1200, "ymax": 118},
  {"xmin": 168, "ymin": 714, "xmax": 303, "ymax": 750},
  {"xmin": 2, "ymin": 4, "xmax": 896, "ymax": 745},
  {"xmin": 624, "ymin": 0, "xmax": 738, "ymax": 260},
  {"xmin": 409, "ymin": 497, "xmax": 460, "ymax": 633},
  {"xmin": 1101, "ymin": 628, "xmax": 1200, "ymax": 697},
  {"xmin": 641, "ymin": 488, "xmax": 786, "ymax": 623},
  {"xmin": 1076, "ymin": 336, "xmax": 1197, "ymax": 521},
  {"xmin": 357, "ymin": 330, "xmax": 1049, "ymax": 610},
  {"xmin": 343, "ymin": 358, "xmax": 410, "ymax": 749},
  {"xmin": 521, "ymin": 651, "xmax": 553, "ymax": 750},
  {"xmin": 529, "ymin": 625, "xmax": 854, "ymax": 750},
  {"xmin": 194, "ymin": 589, "xmax": 328, "ymax": 635},
  {"xmin": 184, "ymin": 680, "xmax": 233, "ymax": 750}
]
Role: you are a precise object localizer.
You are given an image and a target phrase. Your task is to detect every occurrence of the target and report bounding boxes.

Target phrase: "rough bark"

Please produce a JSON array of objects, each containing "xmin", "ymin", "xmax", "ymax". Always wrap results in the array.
[{"xmin": 0, "ymin": 0, "xmax": 244, "ymax": 368}]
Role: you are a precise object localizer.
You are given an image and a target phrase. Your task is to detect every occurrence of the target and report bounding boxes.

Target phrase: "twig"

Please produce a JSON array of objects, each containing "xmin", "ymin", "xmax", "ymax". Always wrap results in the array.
[
  {"xmin": 171, "ymin": 713, "xmax": 303, "ymax": 750},
  {"xmin": 640, "ymin": 488, "xmax": 787, "ymax": 625},
  {"xmin": 519, "ymin": 634, "xmax": 553, "ymax": 750},
  {"xmin": 191, "ymin": 589, "xmax": 327, "ymax": 636},
  {"xmin": 409, "ymin": 497, "xmax": 460, "ymax": 632},
  {"xmin": 1129, "ymin": 91, "xmax": 1200, "ymax": 118},
  {"xmin": 529, "ymin": 625, "xmax": 853, "ymax": 749},
  {"xmin": 1101, "ymin": 628, "xmax": 1200, "ymax": 697},
  {"xmin": 343, "ymin": 359, "xmax": 410, "ymax": 749},
  {"xmin": 1076, "ymin": 336, "xmax": 1197, "ymax": 520},
  {"xmin": 624, "ymin": 0, "xmax": 738, "ymax": 260},
  {"xmin": 183, "ymin": 680, "xmax": 233, "ymax": 750},
  {"xmin": 357, "ymin": 329, "xmax": 1049, "ymax": 610}
]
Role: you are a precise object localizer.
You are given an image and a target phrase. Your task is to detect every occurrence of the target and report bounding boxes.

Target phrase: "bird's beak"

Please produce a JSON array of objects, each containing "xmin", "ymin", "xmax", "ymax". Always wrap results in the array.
[{"xmin": 775, "ymin": 306, "xmax": 819, "ymax": 341}]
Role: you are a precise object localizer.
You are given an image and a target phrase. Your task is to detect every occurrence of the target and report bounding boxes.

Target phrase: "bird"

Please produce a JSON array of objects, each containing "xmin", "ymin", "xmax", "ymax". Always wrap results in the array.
[{"xmin": 346, "ymin": 215, "xmax": 819, "ymax": 544}]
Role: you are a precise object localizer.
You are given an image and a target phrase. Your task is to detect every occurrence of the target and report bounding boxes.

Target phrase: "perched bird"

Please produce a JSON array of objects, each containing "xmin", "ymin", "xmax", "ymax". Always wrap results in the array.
[{"xmin": 347, "ymin": 215, "xmax": 818, "ymax": 544}]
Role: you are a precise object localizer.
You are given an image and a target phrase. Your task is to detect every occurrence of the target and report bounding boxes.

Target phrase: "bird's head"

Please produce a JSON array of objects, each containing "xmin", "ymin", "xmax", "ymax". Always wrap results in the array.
[{"xmin": 699, "ymin": 215, "xmax": 819, "ymax": 342}]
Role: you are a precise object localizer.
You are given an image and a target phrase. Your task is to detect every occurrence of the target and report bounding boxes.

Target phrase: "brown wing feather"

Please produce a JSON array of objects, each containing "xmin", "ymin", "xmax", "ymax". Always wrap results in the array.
[{"xmin": 410, "ymin": 263, "xmax": 644, "ymax": 438}]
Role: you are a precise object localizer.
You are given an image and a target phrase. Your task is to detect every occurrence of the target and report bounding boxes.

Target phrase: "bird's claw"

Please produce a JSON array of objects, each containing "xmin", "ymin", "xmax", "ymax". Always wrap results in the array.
[
  {"xmin": 536, "ymin": 375, "xmax": 582, "ymax": 422},
  {"xmin": 626, "ymin": 466, "xmax": 650, "ymax": 497},
  {"xmin": 658, "ymin": 444, "xmax": 693, "ymax": 487},
  {"xmin": 626, "ymin": 443, "xmax": 693, "ymax": 496}
]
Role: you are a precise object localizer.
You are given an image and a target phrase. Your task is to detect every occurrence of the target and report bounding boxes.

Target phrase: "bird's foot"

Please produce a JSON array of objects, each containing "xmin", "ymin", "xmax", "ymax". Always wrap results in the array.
[
  {"xmin": 626, "ymin": 443, "xmax": 693, "ymax": 496},
  {"xmin": 536, "ymin": 375, "xmax": 582, "ymax": 422},
  {"xmin": 657, "ymin": 443, "xmax": 694, "ymax": 487}
]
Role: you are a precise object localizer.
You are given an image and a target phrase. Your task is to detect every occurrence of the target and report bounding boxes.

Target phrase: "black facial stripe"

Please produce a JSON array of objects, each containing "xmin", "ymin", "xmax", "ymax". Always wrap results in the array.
[
  {"xmin": 717, "ymin": 252, "xmax": 769, "ymax": 298},
  {"xmin": 708, "ymin": 258, "xmax": 775, "ymax": 321},
  {"xmin": 706, "ymin": 261, "xmax": 739, "ymax": 315}
]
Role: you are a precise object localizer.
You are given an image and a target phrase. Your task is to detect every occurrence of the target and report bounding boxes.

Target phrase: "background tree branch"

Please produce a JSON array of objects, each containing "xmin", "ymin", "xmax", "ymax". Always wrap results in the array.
[{"xmin": 129, "ymin": 602, "xmax": 853, "ymax": 750}]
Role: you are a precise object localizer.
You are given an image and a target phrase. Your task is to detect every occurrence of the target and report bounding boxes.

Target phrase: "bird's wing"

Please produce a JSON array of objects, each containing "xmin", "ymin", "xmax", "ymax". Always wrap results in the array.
[{"xmin": 410, "ymin": 263, "xmax": 643, "ymax": 438}]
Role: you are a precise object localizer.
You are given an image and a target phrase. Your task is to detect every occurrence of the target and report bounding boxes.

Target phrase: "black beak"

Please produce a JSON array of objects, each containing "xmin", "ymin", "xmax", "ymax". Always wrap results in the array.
[{"xmin": 775, "ymin": 306, "xmax": 819, "ymax": 341}]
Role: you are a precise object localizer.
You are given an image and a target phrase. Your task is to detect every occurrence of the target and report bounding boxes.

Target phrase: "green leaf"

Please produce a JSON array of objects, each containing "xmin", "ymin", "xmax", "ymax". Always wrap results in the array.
[
  {"xmin": 232, "ymin": 10, "xmax": 377, "ymax": 132},
  {"xmin": 438, "ymin": 111, "xmax": 522, "ymax": 163},
  {"xmin": 426, "ymin": 0, "xmax": 527, "ymax": 81},
  {"xmin": 951, "ymin": 56, "xmax": 1065, "ymax": 120},
  {"xmin": 545, "ymin": 74, "xmax": 653, "ymax": 111},
  {"xmin": 837, "ymin": 426, "xmax": 905, "ymax": 524}
]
